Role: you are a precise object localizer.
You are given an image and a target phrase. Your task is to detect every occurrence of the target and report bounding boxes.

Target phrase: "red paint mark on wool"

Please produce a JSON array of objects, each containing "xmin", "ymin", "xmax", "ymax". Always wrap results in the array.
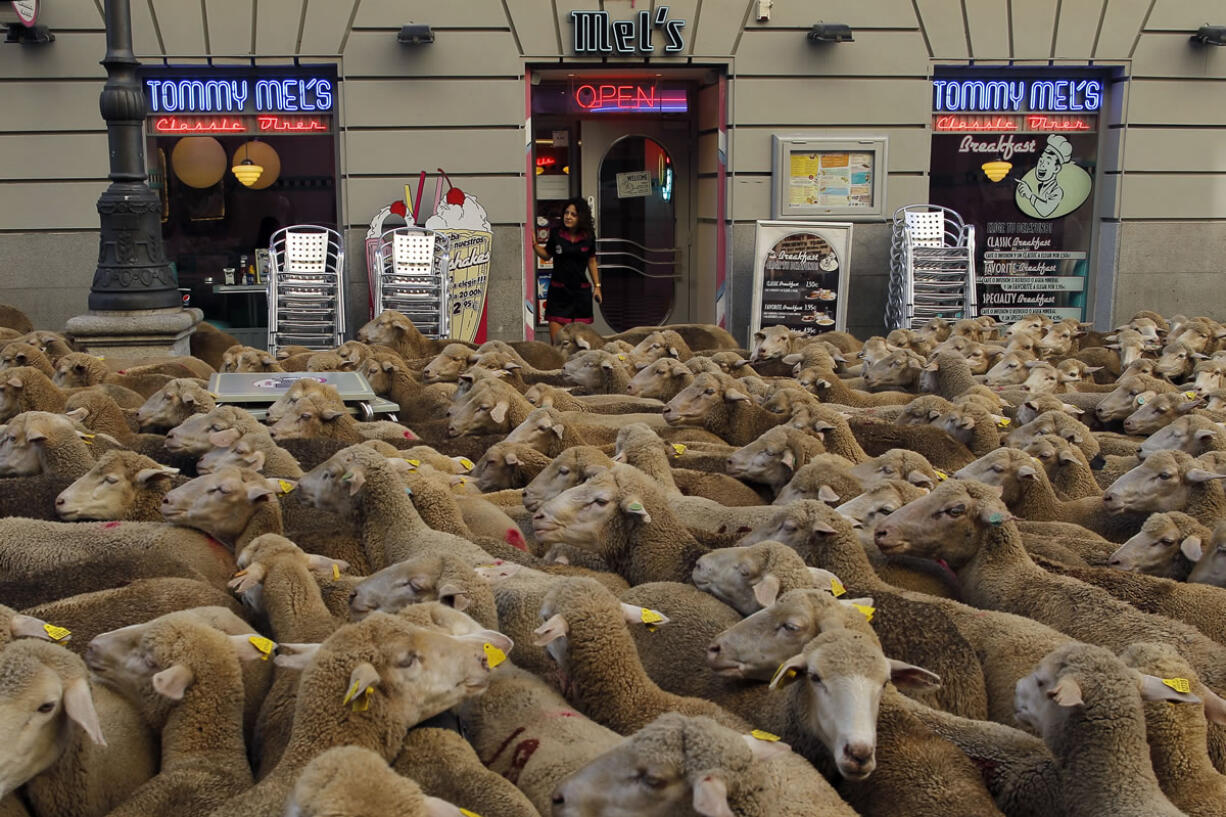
[
  {"xmin": 101, "ymin": 521, "xmax": 121, "ymax": 529},
  {"xmin": 403, "ymin": 430, "xmax": 418, "ymax": 440},
  {"xmin": 505, "ymin": 528, "xmax": 527, "ymax": 551}
]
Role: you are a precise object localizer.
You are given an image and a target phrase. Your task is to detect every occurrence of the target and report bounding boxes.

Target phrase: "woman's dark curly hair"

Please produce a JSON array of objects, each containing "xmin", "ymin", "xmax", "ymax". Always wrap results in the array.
[{"xmin": 563, "ymin": 197, "xmax": 595, "ymax": 237}]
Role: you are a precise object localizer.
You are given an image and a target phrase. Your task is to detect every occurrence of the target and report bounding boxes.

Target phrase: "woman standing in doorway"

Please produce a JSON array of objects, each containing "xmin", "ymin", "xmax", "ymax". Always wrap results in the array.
[{"xmin": 531, "ymin": 198, "xmax": 602, "ymax": 344}]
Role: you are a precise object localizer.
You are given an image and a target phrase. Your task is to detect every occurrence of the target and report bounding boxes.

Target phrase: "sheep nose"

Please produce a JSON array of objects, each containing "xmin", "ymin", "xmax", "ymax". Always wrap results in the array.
[
  {"xmin": 533, "ymin": 512, "xmax": 545, "ymax": 521},
  {"xmin": 844, "ymin": 743, "xmax": 874, "ymax": 765},
  {"xmin": 707, "ymin": 641, "xmax": 721, "ymax": 657},
  {"xmin": 873, "ymin": 527, "xmax": 889, "ymax": 541},
  {"xmin": 55, "ymin": 496, "xmax": 65, "ymax": 506},
  {"xmin": 268, "ymin": 428, "xmax": 278, "ymax": 439},
  {"xmin": 1109, "ymin": 558, "xmax": 1122, "ymax": 566}
]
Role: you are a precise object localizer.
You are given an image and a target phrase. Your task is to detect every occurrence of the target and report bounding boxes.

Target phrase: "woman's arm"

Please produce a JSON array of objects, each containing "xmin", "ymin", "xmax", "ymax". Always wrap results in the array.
[
  {"xmin": 587, "ymin": 255, "xmax": 602, "ymax": 303},
  {"xmin": 529, "ymin": 225, "xmax": 551, "ymax": 261}
]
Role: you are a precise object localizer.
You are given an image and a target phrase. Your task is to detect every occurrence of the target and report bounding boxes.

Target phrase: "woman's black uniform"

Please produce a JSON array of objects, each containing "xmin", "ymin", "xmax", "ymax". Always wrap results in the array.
[{"xmin": 544, "ymin": 227, "xmax": 595, "ymax": 323}]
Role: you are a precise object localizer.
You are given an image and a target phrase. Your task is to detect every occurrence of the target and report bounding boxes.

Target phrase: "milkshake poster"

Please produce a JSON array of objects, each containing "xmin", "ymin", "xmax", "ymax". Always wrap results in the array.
[{"xmin": 425, "ymin": 174, "xmax": 493, "ymax": 345}]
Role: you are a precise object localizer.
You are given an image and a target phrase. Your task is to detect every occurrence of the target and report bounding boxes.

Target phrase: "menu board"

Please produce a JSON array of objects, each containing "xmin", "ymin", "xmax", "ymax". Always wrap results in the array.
[
  {"xmin": 750, "ymin": 221, "xmax": 853, "ymax": 337},
  {"xmin": 787, "ymin": 150, "xmax": 875, "ymax": 209},
  {"xmin": 929, "ymin": 112, "xmax": 1098, "ymax": 323}
]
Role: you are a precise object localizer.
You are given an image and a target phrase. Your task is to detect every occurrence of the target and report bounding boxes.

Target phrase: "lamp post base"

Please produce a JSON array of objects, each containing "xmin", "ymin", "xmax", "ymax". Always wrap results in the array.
[{"xmin": 65, "ymin": 307, "xmax": 201, "ymax": 366}]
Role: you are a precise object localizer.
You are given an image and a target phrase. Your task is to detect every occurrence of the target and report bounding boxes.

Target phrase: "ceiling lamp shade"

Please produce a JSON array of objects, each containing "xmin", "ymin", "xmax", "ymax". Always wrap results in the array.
[
  {"xmin": 231, "ymin": 141, "xmax": 280, "ymax": 189},
  {"xmin": 171, "ymin": 136, "xmax": 226, "ymax": 189}
]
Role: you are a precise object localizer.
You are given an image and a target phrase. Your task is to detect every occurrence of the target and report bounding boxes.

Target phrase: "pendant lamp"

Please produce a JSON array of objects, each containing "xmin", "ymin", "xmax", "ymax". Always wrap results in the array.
[{"xmin": 231, "ymin": 141, "xmax": 265, "ymax": 187}]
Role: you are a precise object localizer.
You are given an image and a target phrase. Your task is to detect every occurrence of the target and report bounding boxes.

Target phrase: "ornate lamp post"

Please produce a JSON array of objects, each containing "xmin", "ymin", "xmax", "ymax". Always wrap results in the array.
[{"xmin": 67, "ymin": 0, "xmax": 198, "ymax": 359}]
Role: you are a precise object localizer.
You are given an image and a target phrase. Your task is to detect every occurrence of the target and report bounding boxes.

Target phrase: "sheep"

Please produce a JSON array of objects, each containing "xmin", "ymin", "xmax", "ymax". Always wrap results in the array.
[
  {"xmin": 55, "ymin": 450, "xmax": 180, "ymax": 521},
  {"xmin": 1120, "ymin": 642, "xmax": 1226, "ymax": 817},
  {"xmin": 1141, "ymin": 414, "xmax": 1226, "ymax": 460},
  {"xmin": 1109, "ymin": 512, "xmax": 1212, "ymax": 580},
  {"xmin": 726, "ymin": 425, "xmax": 826, "ymax": 492},
  {"xmin": 0, "ymin": 366, "xmax": 67, "ymax": 420},
  {"xmin": 664, "ymin": 371, "xmax": 787, "ymax": 445},
  {"xmin": 0, "ymin": 342, "xmax": 54, "ymax": 377},
  {"xmin": 208, "ymin": 610, "xmax": 502, "ymax": 817},
  {"xmin": 287, "ymin": 745, "xmax": 469, "ymax": 817},
  {"xmin": 233, "ymin": 348, "xmax": 284, "ymax": 373},
  {"xmin": 521, "ymin": 444, "xmax": 614, "ymax": 512},
  {"xmin": 0, "ymin": 305, "xmax": 32, "ymax": 335},
  {"xmin": 613, "ymin": 422, "xmax": 766, "ymax": 506},
  {"xmin": 1018, "ymin": 432, "xmax": 1102, "ymax": 499},
  {"xmin": 265, "ymin": 377, "xmax": 343, "ymax": 424},
  {"xmin": 349, "ymin": 552, "xmax": 499, "ymax": 630},
  {"xmin": 62, "ymin": 388, "xmax": 143, "ymax": 444},
  {"xmin": 1124, "ymin": 390, "xmax": 1210, "ymax": 436},
  {"xmin": 1013, "ymin": 642, "xmax": 1196, "ymax": 817},
  {"xmin": 875, "ymin": 479, "xmax": 1226, "ymax": 761},
  {"xmin": 357, "ymin": 309, "xmax": 474, "ymax": 359},
  {"xmin": 198, "ymin": 429, "xmax": 303, "ymax": 479},
  {"xmin": 82, "ymin": 613, "xmax": 257, "ymax": 817},
  {"xmin": 444, "ymin": 376, "xmax": 537, "ymax": 438},
  {"xmin": 266, "ymin": 391, "xmax": 419, "ymax": 445},
  {"xmin": 468, "ymin": 440, "xmax": 549, "ymax": 493},
  {"xmin": 358, "ymin": 357, "xmax": 455, "ymax": 425},
  {"xmin": 53, "ymin": 352, "xmax": 172, "ymax": 399},
  {"xmin": 0, "ymin": 638, "xmax": 157, "ymax": 817},
  {"xmin": 165, "ymin": 405, "xmax": 267, "ymax": 455},
  {"xmin": 934, "ymin": 401, "xmax": 1007, "ymax": 456},
  {"xmin": 189, "ymin": 322, "xmax": 241, "ymax": 371},
  {"xmin": 560, "ymin": 348, "xmax": 636, "ymax": 394},
  {"xmin": 774, "ymin": 454, "xmax": 866, "ymax": 506},
  {"xmin": 0, "ymin": 410, "xmax": 100, "ymax": 479},
  {"xmin": 729, "ymin": 500, "xmax": 1073, "ymax": 726},
  {"xmin": 799, "ymin": 364, "xmax": 913, "ymax": 407},
  {"xmin": 625, "ymin": 356, "xmax": 695, "ymax": 400},
  {"xmin": 1103, "ymin": 450, "xmax": 1226, "ymax": 528},
  {"xmin": 985, "ymin": 350, "xmax": 1036, "ymax": 386},
  {"xmin": 1095, "ymin": 373, "xmax": 1181, "ymax": 424},
  {"xmin": 1014, "ymin": 394, "xmax": 1085, "ymax": 426},
  {"xmin": 551, "ymin": 712, "xmax": 850, "ymax": 817},
  {"xmin": 835, "ymin": 479, "xmax": 931, "ymax": 548},
  {"xmin": 847, "ymin": 412, "xmax": 977, "ymax": 471},
  {"xmin": 692, "ymin": 540, "xmax": 842, "ymax": 616},
  {"xmin": 0, "ymin": 606, "xmax": 64, "ymax": 648}
]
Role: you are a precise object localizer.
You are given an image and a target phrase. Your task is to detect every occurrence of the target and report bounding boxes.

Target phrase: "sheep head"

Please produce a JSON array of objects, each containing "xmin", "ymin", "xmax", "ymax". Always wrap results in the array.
[
  {"xmin": 849, "ymin": 449, "xmax": 939, "ymax": 489},
  {"xmin": 52, "ymin": 353, "xmax": 105, "ymax": 389},
  {"xmin": 551, "ymin": 712, "xmax": 789, "ymax": 817},
  {"xmin": 632, "ymin": 331, "xmax": 685, "ymax": 363},
  {"xmin": 197, "ymin": 434, "xmax": 268, "ymax": 475},
  {"xmin": 562, "ymin": 350, "xmax": 629, "ymax": 392},
  {"xmin": 531, "ymin": 467, "xmax": 651, "ymax": 550},
  {"xmin": 356, "ymin": 309, "xmax": 414, "ymax": 348},
  {"xmin": 445, "ymin": 378, "xmax": 518, "ymax": 437},
  {"xmin": 160, "ymin": 466, "xmax": 280, "ymax": 541},
  {"xmin": 165, "ymin": 405, "xmax": 262, "ymax": 455},
  {"xmin": 1103, "ymin": 450, "xmax": 1226, "ymax": 514},
  {"xmin": 663, "ymin": 372, "xmax": 750, "ymax": 426},
  {"xmin": 267, "ymin": 391, "xmax": 350, "ymax": 442},
  {"xmin": 1096, "ymin": 376, "xmax": 1170, "ymax": 424},
  {"xmin": 0, "ymin": 410, "xmax": 79, "ymax": 477},
  {"xmin": 774, "ymin": 456, "xmax": 859, "ymax": 507},
  {"xmin": 770, "ymin": 628, "xmax": 938, "ymax": 781},
  {"xmin": 1108, "ymin": 513, "xmax": 1204, "ymax": 575},
  {"xmin": 835, "ymin": 480, "xmax": 929, "ymax": 547},
  {"xmin": 626, "ymin": 357, "xmax": 691, "ymax": 398},
  {"xmin": 265, "ymin": 377, "xmax": 336, "ymax": 424},
  {"xmin": 985, "ymin": 352, "xmax": 1033, "ymax": 387},
  {"xmin": 504, "ymin": 406, "xmax": 566, "ymax": 451},
  {"xmin": 521, "ymin": 445, "xmax": 612, "ymax": 513},
  {"xmin": 421, "ymin": 343, "xmax": 476, "ymax": 384},
  {"xmin": 1007, "ymin": 410, "xmax": 1096, "ymax": 461},
  {"xmin": 136, "ymin": 378, "xmax": 213, "ymax": 431},
  {"xmin": 750, "ymin": 325, "xmax": 797, "ymax": 363},
  {"xmin": 872, "ymin": 479, "xmax": 1010, "ymax": 571},
  {"xmin": 1123, "ymin": 391, "xmax": 1202, "ymax": 436},
  {"xmin": 297, "ymin": 445, "xmax": 388, "ymax": 514},
  {"xmin": 289, "ymin": 745, "xmax": 466, "ymax": 817},
  {"xmin": 1018, "ymin": 361, "xmax": 1062, "ymax": 395},
  {"xmin": 349, "ymin": 553, "xmax": 475, "ymax": 621},
  {"xmin": 56, "ymin": 450, "xmax": 177, "ymax": 521},
  {"xmin": 0, "ymin": 342, "xmax": 50, "ymax": 374},
  {"xmin": 861, "ymin": 349, "xmax": 922, "ymax": 391},
  {"xmin": 1188, "ymin": 523, "xmax": 1226, "ymax": 587},
  {"xmin": 692, "ymin": 541, "xmax": 821, "ymax": 616},
  {"xmin": 953, "ymin": 448, "xmax": 1044, "ymax": 507},
  {"xmin": 1018, "ymin": 433, "xmax": 1087, "ymax": 482}
]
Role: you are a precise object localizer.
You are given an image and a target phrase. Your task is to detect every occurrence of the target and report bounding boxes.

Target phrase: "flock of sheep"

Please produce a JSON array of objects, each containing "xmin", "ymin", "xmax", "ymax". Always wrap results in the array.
[{"xmin": 2, "ymin": 303, "xmax": 1226, "ymax": 816}]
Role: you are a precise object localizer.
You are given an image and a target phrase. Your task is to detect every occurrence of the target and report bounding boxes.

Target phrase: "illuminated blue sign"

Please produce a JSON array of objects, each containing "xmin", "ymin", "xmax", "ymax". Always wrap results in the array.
[
  {"xmin": 932, "ymin": 79, "xmax": 1102, "ymax": 113},
  {"xmin": 144, "ymin": 76, "xmax": 334, "ymax": 114}
]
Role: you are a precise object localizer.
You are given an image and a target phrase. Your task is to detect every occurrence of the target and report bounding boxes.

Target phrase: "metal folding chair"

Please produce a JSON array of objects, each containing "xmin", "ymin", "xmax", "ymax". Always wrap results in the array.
[
  {"xmin": 266, "ymin": 225, "xmax": 346, "ymax": 355},
  {"xmin": 375, "ymin": 226, "xmax": 452, "ymax": 339},
  {"xmin": 887, "ymin": 204, "xmax": 977, "ymax": 330}
]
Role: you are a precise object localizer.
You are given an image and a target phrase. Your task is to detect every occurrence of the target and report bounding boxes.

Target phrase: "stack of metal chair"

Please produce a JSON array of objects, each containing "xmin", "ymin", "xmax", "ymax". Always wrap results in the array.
[
  {"xmin": 266, "ymin": 225, "xmax": 347, "ymax": 355},
  {"xmin": 374, "ymin": 226, "xmax": 452, "ymax": 340},
  {"xmin": 887, "ymin": 204, "xmax": 977, "ymax": 330}
]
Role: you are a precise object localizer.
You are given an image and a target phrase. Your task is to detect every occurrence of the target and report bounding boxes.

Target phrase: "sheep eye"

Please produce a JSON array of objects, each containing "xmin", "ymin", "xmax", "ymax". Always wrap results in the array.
[
  {"xmin": 807, "ymin": 671, "xmax": 824, "ymax": 685},
  {"xmin": 1158, "ymin": 472, "xmax": 1173, "ymax": 480},
  {"xmin": 1157, "ymin": 538, "xmax": 1175, "ymax": 547},
  {"xmin": 704, "ymin": 388, "xmax": 715, "ymax": 396},
  {"xmin": 397, "ymin": 653, "xmax": 419, "ymax": 668},
  {"xmin": 780, "ymin": 622, "xmax": 799, "ymax": 633},
  {"xmin": 990, "ymin": 465, "xmax": 1005, "ymax": 474},
  {"xmin": 210, "ymin": 424, "xmax": 222, "ymax": 432},
  {"xmin": 104, "ymin": 475, "xmax": 120, "ymax": 484},
  {"xmin": 638, "ymin": 772, "xmax": 667, "ymax": 789},
  {"xmin": 300, "ymin": 413, "xmax": 311, "ymax": 420},
  {"xmin": 782, "ymin": 522, "xmax": 798, "ymax": 533},
  {"xmin": 558, "ymin": 466, "xmax": 570, "ymax": 476},
  {"xmin": 945, "ymin": 505, "xmax": 965, "ymax": 517},
  {"xmin": 37, "ymin": 701, "xmax": 55, "ymax": 713}
]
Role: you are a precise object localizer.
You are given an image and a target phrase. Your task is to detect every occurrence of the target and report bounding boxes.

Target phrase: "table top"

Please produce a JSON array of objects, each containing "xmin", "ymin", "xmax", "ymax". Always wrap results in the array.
[{"xmin": 212, "ymin": 284, "xmax": 268, "ymax": 294}]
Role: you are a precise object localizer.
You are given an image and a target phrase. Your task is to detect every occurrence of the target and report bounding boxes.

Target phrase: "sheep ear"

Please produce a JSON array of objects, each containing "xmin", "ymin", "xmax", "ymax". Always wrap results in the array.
[
  {"xmin": 768, "ymin": 653, "xmax": 807, "ymax": 690},
  {"xmin": 780, "ymin": 449, "xmax": 797, "ymax": 472},
  {"xmin": 243, "ymin": 449, "xmax": 267, "ymax": 471},
  {"xmin": 305, "ymin": 554, "xmax": 348, "ymax": 578},
  {"xmin": 1195, "ymin": 428, "xmax": 1220, "ymax": 442},
  {"xmin": 1198, "ymin": 686, "xmax": 1226, "ymax": 725},
  {"xmin": 180, "ymin": 391, "xmax": 198, "ymax": 406},
  {"xmin": 1056, "ymin": 450, "xmax": 1079, "ymax": 466},
  {"xmin": 1180, "ymin": 536, "xmax": 1204, "ymax": 562},
  {"xmin": 9, "ymin": 613, "xmax": 54, "ymax": 640},
  {"xmin": 1017, "ymin": 464, "xmax": 1039, "ymax": 480},
  {"xmin": 741, "ymin": 732, "xmax": 792, "ymax": 760},
  {"xmin": 436, "ymin": 582, "xmax": 471, "ymax": 613},
  {"xmin": 342, "ymin": 662, "xmax": 381, "ymax": 708},
  {"xmin": 135, "ymin": 466, "xmax": 179, "ymax": 485},
  {"xmin": 532, "ymin": 613, "xmax": 569, "ymax": 646},
  {"xmin": 65, "ymin": 407, "xmax": 89, "ymax": 422},
  {"xmin": 503, "ymin": 451, "xmax": 519, "ymax": 466},
  {"xmin": 550, "ymin": 423, "xmax": 565, "ymax": 439},
  {"xmin": 473, "ymin": 562, "xmax": 522, "ymax": 582},
  {"xmin": 1139, "ymin": 674, "xmax": 1201, "ymax": 706},
  {"xmin": 692, "ymin": 773, "xmax": 735, "ymax": 817},
  {"xmin": 209, "ymin": 428, "xmax": 242, "ymax": 448},
  {"xmin": 1048, "ymin": 675, "xmax": 1084, "ymax": 707},
  {"xmin": 958, "ymin": 415, "xmax": 976, "ymax": 430},
  {"xmin": 422, "ymin": 796, "xmax": 464, "ymax": 817},
  {"xmin": 319, "ymin": 408, "xmax": 345, "ymax": 422},
  {"xmin": 6, "ymin": 377, "xmax": 22, "ymax": 389},
  {"xmin": 906, "ymin": 470, "xmax": 935, "ymax": 489},
  {"xmin": 619, "ymin": 602, "xmax": 670, "ymax": 627},
  {"xmin": 887, "ymin": 659, "xmax": 942, "ymax": 690},
  {"xmin": 781, "ymin": 353, "xmax": 802, "ymax": 366},
  {"xmin": 152, "ymin": 664, "xmax": 195, "ymax": 700},
  {"xmin": 273, "ymin": 642, "xmax": 320, "ymax": 670},
  {"xmin": 724, "ymin": 389, "xmax": 751, "ymax": 403},
  {"xmin": 621, "ymin": 497, "xmax": 652, "ymax": 523},
  {"xmin": 490, "ymin": 401, "xmax": 510, "ymax": 425},
  {"xmin": 228, "ymin": 634, "xmax": 276, "ymax": 662},
  {"xmin": 816, "ymin": 484, "xmax": 841, "ymax": 505},
  {"xmin": 752, "ymin": 574, "xmax": 782, "ymax": 608},
  {"xmin": 63, "ymin": 677, "xmax": 106, "ymax": 746},
  {"xmin": 1185, "ymin": 469, "xmax": 1226, "ymax": 484},
  {"xmin": 342, "ymin": 467, "xmax": 367, "ymax": 496},
  {"xmin": 839, "ymin": 596, "xmax": 874, "ymax": 610},
  {"xmin": 922, "ymin": 361, "xmax": 940, "ymax": 372},
  {"xmin": 575, "ymin": 337, "xmax": 592, "ymax": 350},
  {"xmin": 246, "ymin": 480, "xmax": 277, "ymax": 502}
]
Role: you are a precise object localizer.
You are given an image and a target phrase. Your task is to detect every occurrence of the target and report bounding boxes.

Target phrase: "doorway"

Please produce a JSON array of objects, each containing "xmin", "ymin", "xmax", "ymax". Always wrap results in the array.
[{"xmin": 528, "ymin": 70, "xmax": 713, "ymax": 338}]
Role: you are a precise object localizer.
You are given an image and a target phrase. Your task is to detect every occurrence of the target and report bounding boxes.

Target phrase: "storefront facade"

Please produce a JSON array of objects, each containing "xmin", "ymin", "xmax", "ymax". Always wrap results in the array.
[{"xmin": 1, "ymin": 1, "xmax": 1223, "ymax": 343}]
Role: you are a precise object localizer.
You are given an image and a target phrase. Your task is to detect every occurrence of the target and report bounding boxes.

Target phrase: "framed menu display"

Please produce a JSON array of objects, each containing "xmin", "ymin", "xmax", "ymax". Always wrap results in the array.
[
  {"xmin": 750, "ymin": 220, "xmax": 853, "ymax": 338},
  {"xmin": 771, "ymin": 136, "xmax": 887, "ymax": 220}
]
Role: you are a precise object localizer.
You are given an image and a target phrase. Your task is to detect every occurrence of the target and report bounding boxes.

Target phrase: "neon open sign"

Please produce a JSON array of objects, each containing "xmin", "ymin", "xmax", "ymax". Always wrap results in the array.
[
  {"xmin": 144, "ymin": 76, "xmax": 334, "ymax": 114},
  {"xmin": 932, "ymin": 79, "xmax": 1103, "ymax": 113},
  {"xmin": 571, "ymin": 83, "xmax": 688, "ymax": 114}
]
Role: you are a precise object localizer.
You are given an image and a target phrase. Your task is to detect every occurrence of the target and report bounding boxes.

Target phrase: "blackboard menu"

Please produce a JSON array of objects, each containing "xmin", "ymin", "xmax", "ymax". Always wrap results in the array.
[{"xmin": 750, "ymin": 221, "xmax": 853, "ymax": 336}]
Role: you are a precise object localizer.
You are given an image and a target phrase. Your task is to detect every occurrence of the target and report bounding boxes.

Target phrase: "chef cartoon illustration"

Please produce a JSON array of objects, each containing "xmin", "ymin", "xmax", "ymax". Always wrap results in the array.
[{"xmin": 1014, "ymin": 134, "xmax": 1092, "ymax": 220}]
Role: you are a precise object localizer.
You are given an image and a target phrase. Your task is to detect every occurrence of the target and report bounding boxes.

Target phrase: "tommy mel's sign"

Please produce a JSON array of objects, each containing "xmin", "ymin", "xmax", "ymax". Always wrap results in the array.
[
  {"xmin": 932, "ymin": 78, "xmax": 1103, "ymax": 113},
  {"xmin": 141, "ymin": 67, "xmax": 336, "ymax": 115},
  {"xmin": 570, "ymin": 7, "xmax": 685, "ymax": 54}
]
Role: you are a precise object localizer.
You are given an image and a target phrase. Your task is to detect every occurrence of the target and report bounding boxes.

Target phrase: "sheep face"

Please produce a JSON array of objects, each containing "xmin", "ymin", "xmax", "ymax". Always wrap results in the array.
[
  {"xmin": 522, "ymin": 383, "xmax": 553, "ymax": 407},
  {"xmin": 267, "ymin": 402, "xmax": 346, "ymax": 441},
  {"xmin": 1125, "ymin": 392, "xmax": 1203, "ymax": 437},
  {"xmin": 0, "ymin": 641, "xmax": 106, "ymax": 796},
  {"xmin": 1006, "ymin": 314, "xmax": 1050, "ymax": 339},
  {"xmin": 953, "ymin": 449, "xmax": 1040, "ymax": 506},
  {"xmin": 626, "ymin": 358, "xmax": 690, "ymax": 398},
  {"xmin": 562, "ymin": 350, "xmax": 624, "ymax": 392},
  {"xmin": 774, "ymin": 465, "xmax": 852, "ymax": 507},
  {"xmin": 446, "ymin": 381, "xmax": 512, "ymax": 437},
  {"xmin": 1188, "ymin": 533, "xmax": 1226, "ymax": 587},
  {"xmin": 1154, "ymin": 343, "xmax": 1196, "ymax": 381},
  {"xmin": 862, "ymin": 351, "xmax": 922, "ymax": 391},
  {"xmin": 265, "ymin": 378, "xmax": 335, "ymax": 425},
  {"xmin": 197, "ymin": 437, "xmax": 265, "ymax": 475},
  {"xmin": 692, "ymin": 543, "xmax": 782, "ymax": 616},
  {"xmin": 850, "ymin": 450, "xmax": 936, "ymax": 489},
  {"xmin": 349, "ymin": 554, "xmax": 472, "ymax": 621},
  {"xmin": 1097, "ymin": 379, "xmax": 1159, "ymax": 424},
  {"xmin": 1190, "ymin": 360, "xmax": 1226, "ymax": 397},
  {"xmin": 1206, "ymin": 389, "xmax": 1226, "ymax": 412},
  {"xmin": 531, "ymin": 470, "xmax": 649, "ymax": 549},
  {"xmin": 1007, "ymin": 411, "xmax": 1092, "ymax": 457},
  {"xmin": 873, "ymin": 480, "xmax": 1007, "ymax": 570},
  {"xmin": 355, "ymin": 309, "xmax": 412, "ymax": 347},
  {"xmin": 472, "ymin": 444, "xmax": 519, "ymax": 492},
  {"xmin": 750, "ymin": 326, "xmax": 795, "ymax": 363},
  {"xmin": 917, "ymin": 317, "xmax": 951, "ymax": 344},
  {"xmin": 521, "ymin": 447, "xmax": 609, "ymax": 513},
  {"xmin": 359, "ymin": 359, "xmax": 394, "ymax": 396},
  {"xmin": 165, "ymin": 406, "xmax": 255, "ymax": 455},
  {"xmin": 551, "ymin": 713, "xmax": 784, "ymax": 817},
  {"xmin": 297, "ymin": 450, "xmax": 372, "ymax": 515},
  {"xmin": 1019, "ymin": 433, "xmax": 1083, "ymax": 480},
  {"xmin": 1102, "ymin": 452, "xmax": 1223, "ymax": 514},
  {"xmin": 771, "ymin": 629, "xmax": 937, "ymax": 781},
  {"xmin": 726, "ymin": 428, "xmax": 799, "ymax": 490},
  {"xmin": 1108, "ymin": 514, "xmax": 1198, "ymax": 574},
  {"xmin": 961, "ymin": 343, "xmax": 992, "ymax": 375},
  {"xmin": 836, "ymin": 481, "xmax": 925, "ymax": 547},
  {"xmin": 305, "ymin": 352, "xmax": 345, "ymax": 372},
  {"xmin": 421, "ymin": 344, "xmax": 475, "ymax": 384},
  {"xmin": 1019, "ymin": 362, "xmax": 1061, "ymax": 395},
  {"xmin": 137, "ymin": 380, "xmax": 208, "ymax": 431},
  {"xmin": 56, "ymin": 452, "xmax": 177, "ymax": 521},
  {"xmin": 332, "ymin": 341, "xmax": 370, "ymax": 371},
  {"xmin": 894, "ymin": 396, "xmax": 948, "ymax": 427},
  {"xmin": 160, "ymin": 467, "xmax": 278, "ymax": 540},
  {"xmin": 1142, "ymin": 416, "xmax": 1223, "ymax": 462},
  {"xmin": 51, "ymin": 354, "xmax": 103, "ymax": 389},
  {"xmin": 630, "ymin": 332, "xmax": 680, "ymax": 364},
  {"xmin": 1037, "ymin": 321, "xmax": 1079, "ymax": 358},
  {"xmin": 0, "ymin": 343, "xmax": 46, "ymax": 372},
  {"xmin": 663, "ymin": 373, "xmax": 748, "ymax": 426},
  {"xmin": 1171, "ymin": 322, "xmax": 1214, "ymax": 355},
  {"xmin": 504, "ymin": 407, "xmax": 565, "ymax": 451},
  {"xmin": 288, "ymin": 746, "xmax": 458, "ymax": 817},
  {"xmin": 0, "ymin": 411, "xmax": 62, "ymax": 476},
  {"xmin": 234, "ymin": 349, "xmax": 279, "ymax": 373}
]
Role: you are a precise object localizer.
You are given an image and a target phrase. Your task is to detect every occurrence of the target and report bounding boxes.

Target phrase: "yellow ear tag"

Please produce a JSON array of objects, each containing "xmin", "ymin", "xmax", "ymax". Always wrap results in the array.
[
  {"xmin": 42, "ymin": 623, "xmax": 71, "ymax": 642},
  {"xmin": 770, "ymin": 662, "xmax": 798, "ymax": 687},
  {"xmin": 996, "ymin": 417, "xmax": 1011, "ymax": 428},
  {"xmin": 671, "ymin": 443, "xmax": 687, "ymax": 458},
  {"xmin": 750, "ymin": 729, "xmax": 781, "ymax": 742},
  {"xmin": 1163, "ymin": 677, "xmax": 1191, "ymax": 694},
  {"xmin": 934, "ymin": 469, "xmax": 948, "ymax": 481},
  {"xmin": 248, "ymin": 635, "xmax": 275, "ymax": 661},
  {"xmin": 332, "ymin": 563, "xmax": 341, "ymax": 581},
  {"xmin": 483, "ymin": 642, "xmax": 507, "ymax": 668},
  {"xmin": 1186, "ymin": 391, "xmax": 1198, "ymax": 400},
  {"xmin": 830, "ymin": 577, "xmax": 847, "ymax": 598},
  {"xmin": 406, "ymin": 459, "xmax": 420, "ymax": 467},
  {"xmin": 853, "ymin": 604, "xmax": 875, "ymax": 623},
  {"xmin": 343, "ymin": 680, "xmax": 373, "ymax": 711},
  {"xmin": 460, "ymin": 810, "xmax": 483, "ymax": 817},
  {"xmin": 641, "ymin": 608, "xmax": 665, "ymax": 633},
  {"xmin": 277, "ymin": 479, "xmax": 295, "ymax": 495},
  {"xmin": 80, "ymin": 433, "xmax": 95, "ymax": 445},
  {"xmin": 617, "ymin": 354, "xmax": 626, "ymax": 361},
  {"xmin": 458, "ymin": 457, "xmax": 474, "ymax": 471}
]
